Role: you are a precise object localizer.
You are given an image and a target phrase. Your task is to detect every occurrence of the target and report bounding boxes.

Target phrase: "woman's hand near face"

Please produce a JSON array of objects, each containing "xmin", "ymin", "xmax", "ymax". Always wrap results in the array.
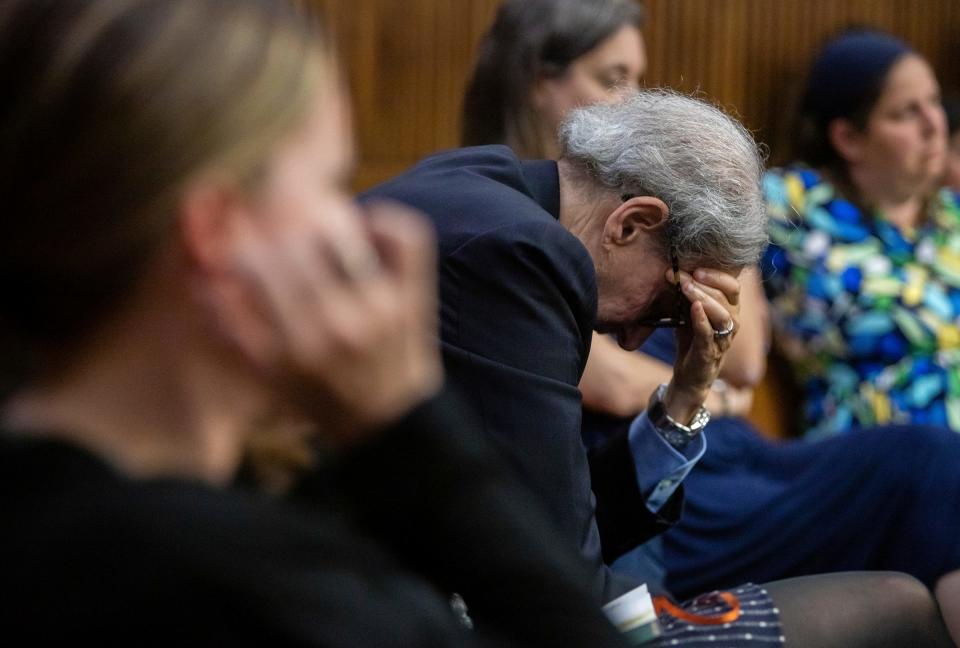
[
  {"xmin": 704, "ymin": 380, "xmax": 755, "ymax": 418},
  {"xmin": 216, "ymin": 201, "xmax": 443, "ymax": 446},
  {"xmin": 662, "ymin": 267, "xmax": 741, "ymax": 423}
]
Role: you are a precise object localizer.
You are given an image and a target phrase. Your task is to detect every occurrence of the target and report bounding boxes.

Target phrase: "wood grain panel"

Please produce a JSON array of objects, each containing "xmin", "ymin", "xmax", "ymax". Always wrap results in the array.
[
  {"xmin": 312, "ymin": 0, "xmax": 501, "ymax": 187},
  {"xmin": 311, "ymin": 0, "xmax": 960, "ymax": 183}
]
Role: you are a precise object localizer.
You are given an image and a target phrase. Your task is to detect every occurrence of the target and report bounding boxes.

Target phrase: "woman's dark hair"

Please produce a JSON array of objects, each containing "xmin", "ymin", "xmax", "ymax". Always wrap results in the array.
[
  {"xmin": 943, "ymin": 94, "xmax": 960, "ymax": 137},
  {"xmin": 793, "ymin": 28, "xmax": 913, "ymax": 174},
  {"xmin": 461, "ymin": 0, "xmax": 644, "ymax": 158},
  {"xmin": 0, "ymin": 0, "xmax": 329, "ymax": 386}
]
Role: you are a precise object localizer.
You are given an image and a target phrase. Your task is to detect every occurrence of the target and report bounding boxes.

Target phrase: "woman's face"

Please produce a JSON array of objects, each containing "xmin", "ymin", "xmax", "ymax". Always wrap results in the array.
[
  {"xmin": 212, "ymin": 80, "xmax": 376, "ymax": 370},
  {"xmin": 847, "ymin": 55, "xmax": 947, "ymax": 197},
  {"xmin": 534, "ymin": 24, "xmax": 646, "ymax": 137},
  {"xmin": 246, "ymin": 84, "xmax": 366, "ymax": 271}
]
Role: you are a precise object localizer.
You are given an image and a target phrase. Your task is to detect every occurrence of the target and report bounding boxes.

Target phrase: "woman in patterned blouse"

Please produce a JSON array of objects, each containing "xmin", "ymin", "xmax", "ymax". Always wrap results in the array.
[
  {"xmin": 765, "ymin": 30, "xmax": 958, "ymax": 438},
  {"xmin": 759, "ymin": 28, "xmax": 960, "ymax": 642}
]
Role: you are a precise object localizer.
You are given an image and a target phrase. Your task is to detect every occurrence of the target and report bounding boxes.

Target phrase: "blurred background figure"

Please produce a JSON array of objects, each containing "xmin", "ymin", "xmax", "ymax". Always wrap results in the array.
[
  {"xmin": 760, "ymin": 28, "xmax": 960, "ymax": 641},
  {"xmin": 766, "ymin": 29, "xmax": 951, "ymax": 435},
  {"xmin": 462, "ymin": 0, "xmax": 645, "ymax": 159}
]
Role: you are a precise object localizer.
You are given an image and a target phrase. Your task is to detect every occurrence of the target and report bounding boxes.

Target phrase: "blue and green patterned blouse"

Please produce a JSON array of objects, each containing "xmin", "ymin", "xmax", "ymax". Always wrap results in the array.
[{"xmin": 763, "ymin": 167, "xmax": 960, "ymax": 438}]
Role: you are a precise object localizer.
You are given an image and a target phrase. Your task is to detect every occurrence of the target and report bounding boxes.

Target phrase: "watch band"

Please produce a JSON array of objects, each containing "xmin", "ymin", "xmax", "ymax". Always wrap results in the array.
[{"xmin": 646, "ymin": 384, "xmax": 710, "ymax": 450}]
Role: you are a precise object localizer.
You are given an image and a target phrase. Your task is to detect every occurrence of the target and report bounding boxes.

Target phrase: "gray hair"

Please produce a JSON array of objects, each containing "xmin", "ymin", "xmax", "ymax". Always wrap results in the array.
[{"xmin": 558, "ymin": 89, "xmax": 767, "ymax": 268}]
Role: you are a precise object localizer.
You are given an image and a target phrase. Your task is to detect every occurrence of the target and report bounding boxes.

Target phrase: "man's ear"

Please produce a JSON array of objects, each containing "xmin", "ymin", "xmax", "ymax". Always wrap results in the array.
[
  {"xmin": 603, "ymin": 195, "xmax": 669, "ymax": 245},
  {"xmin": 828, "ymin": 118, "xmax": 864, "ymax": 164},
  {"xmin": 177, "ymin": 177, "xmax": 248, "ymax": 275}
]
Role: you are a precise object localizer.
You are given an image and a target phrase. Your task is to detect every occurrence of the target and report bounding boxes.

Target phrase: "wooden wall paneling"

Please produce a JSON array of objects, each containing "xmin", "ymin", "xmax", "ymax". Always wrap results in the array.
[
  {"xmin": 432, "ymin": 0, "xmax": 458, "ymax": 154},
  {"xmin": 312, "ymin": 0, "xmax": 960, "ymax": 184},
  {"xmin": 314, "ymin": 0, "xmax": 385, "ymax": 183},
  {"xmin": 316, "ymin": 0, "xmax": 505, "ymax": 189}
]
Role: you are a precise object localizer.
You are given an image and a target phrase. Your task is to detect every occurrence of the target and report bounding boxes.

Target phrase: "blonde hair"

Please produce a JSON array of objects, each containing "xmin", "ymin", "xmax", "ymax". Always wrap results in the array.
[{"xmin": 0, "ymin": 0, "xmax": 330, "ymax": 351}]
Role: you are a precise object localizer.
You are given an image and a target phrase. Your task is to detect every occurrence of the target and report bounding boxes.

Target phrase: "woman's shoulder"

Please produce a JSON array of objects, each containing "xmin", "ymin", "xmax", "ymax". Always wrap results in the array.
[
  {"xmin": 764, "ymin": 165, "xmax": 877, "ymax": 253},
  {"xmin": 763, "ymin": 165, "xmax": 835, "ymax": 220}
]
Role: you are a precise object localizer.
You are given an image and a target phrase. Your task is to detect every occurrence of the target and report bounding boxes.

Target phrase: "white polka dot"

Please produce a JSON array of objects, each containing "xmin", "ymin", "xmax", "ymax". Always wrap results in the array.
[
  {"xmin": 723, "ymin": 623, "xmax": 731, "ymax": 629},
  {"xmin": 745, "ymin": 633, "xmax": 753, "ymax": 640},
  {"xmin": 708, "ymin": 635, "xmax": 716, "ymax": 641},
  {"xmin": 759, "ymin": 622, "xmax": 767, "ymax": 627},
  {"xmin": 670, "ymin": 640, "xmax": 679, "ymax": 645},
  {"xmin": 779, "ymin": 636, "xmax": 787, "ymax": 643},
  {"xmin": 773, "ymin": 607, "xmax": 780, "ymax": 614}
]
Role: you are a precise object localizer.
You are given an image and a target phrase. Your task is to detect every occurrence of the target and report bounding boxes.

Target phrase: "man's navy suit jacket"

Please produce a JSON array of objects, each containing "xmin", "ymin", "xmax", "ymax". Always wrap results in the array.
[{"xmin": 362, "ymin": 146, "xmax": 681, "ymax": 601}]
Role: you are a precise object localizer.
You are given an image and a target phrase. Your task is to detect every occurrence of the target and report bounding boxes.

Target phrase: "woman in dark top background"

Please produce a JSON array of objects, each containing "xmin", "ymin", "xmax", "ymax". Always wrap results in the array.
[{"xmin": 0, "ymin": 1, "xmax": 634, "ymax": 644}]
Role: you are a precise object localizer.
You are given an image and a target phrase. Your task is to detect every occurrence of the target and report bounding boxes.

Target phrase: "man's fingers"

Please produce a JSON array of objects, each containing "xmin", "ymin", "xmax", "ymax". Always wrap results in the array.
[
  {"xmin": 692, "ymin": 268, "xmax": 741, "ymax": 306},
  {"xmin": 688, "ymin": 299, "xmax": 716, "ymax": 351},
  {"xmin": 681, "ymin": 280, "xmax": 738, "ymax": 334}
]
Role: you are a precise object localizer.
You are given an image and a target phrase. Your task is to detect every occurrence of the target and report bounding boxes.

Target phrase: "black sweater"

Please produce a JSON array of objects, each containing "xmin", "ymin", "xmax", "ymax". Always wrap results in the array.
[{"xmin": 0, "ymin": 391, "xmax": 627, "ymax": 647}]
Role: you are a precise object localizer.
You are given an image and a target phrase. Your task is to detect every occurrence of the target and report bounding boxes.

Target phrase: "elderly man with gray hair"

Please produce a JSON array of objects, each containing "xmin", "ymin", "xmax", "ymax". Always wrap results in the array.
[
  {"xmin": 365, "ymin": 86, "xmax": 757, "ymax": 591},
  {"xmin": 362, "ymin": 90, "xmax": 958, "ymax": 646},
  {"xmin": 366, "ymin": 89, "xmax": 750, "ymax": 581}
]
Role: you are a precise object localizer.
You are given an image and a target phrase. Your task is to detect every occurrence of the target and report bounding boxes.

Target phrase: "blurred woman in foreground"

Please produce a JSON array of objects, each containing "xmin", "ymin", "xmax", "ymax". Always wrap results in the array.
[{"xmin": 0, "ymin": 1, "xmax": 636, "ymax": 644}]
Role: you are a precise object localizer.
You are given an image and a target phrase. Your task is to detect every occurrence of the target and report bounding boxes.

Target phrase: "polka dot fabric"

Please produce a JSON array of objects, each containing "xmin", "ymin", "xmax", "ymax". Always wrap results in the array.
[{"xmin": 657, "ymin": 584, "xmax": 784, "ymax": 646}]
